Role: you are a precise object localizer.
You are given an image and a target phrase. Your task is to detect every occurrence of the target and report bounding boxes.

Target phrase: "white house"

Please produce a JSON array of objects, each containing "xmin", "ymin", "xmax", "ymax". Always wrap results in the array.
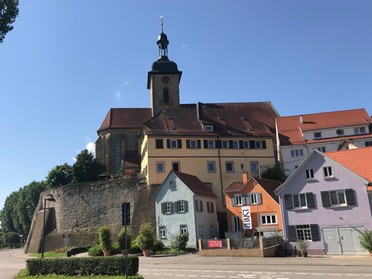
[{"xmin": 155, "ymin": 171, "xmax": 219, "ymax": 248}]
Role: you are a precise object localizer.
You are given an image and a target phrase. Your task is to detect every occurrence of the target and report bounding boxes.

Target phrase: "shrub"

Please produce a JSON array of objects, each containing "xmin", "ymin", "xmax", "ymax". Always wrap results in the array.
[
  {"xmin": 171, "ymin": 233, "xmax": 189, "ymax": 251},
  {"xmin": 26, "ymin": 256, "xmax": 139, "ymax": 276},
  {"xmin": 88, "ymin": 244, "xmax": 103, "ymax": 256},
  {"xmin": 153, "ymin": 238, "xmax": 165, "ymax": 252},
  {"xmin": 98, "ymin": 226, "xmax": 112, "ymax": 251},
  {"xmin": 66, "ymin": 246, "xmax": 91, "ymax": 257},
  {"xmin": 117, "ymin": 228, "xmax": 132, "ymax": 251},
  {"xmin": 129, "ymin": 239, "xmax": 142, "ymax": 254},
  {"xmin": 136, "ymin": 223, "xmax": 155, "ymax": 251},
  {"xmin": 360, "ymin": 229, "xmax": 372, "ymax": 252}
]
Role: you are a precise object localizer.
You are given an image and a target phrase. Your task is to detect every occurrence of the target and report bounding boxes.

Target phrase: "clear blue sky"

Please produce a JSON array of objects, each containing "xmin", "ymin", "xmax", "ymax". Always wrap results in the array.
[{"xmin": 1, "ymin": 1, "xmax": 371, "ymax": 210}]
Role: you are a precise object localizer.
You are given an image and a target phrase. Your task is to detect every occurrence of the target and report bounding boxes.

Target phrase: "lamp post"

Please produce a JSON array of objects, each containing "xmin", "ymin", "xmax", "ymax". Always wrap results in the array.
[{"xmin": 41, "ymin": 194, "xmax": 56, "ymax": 258}]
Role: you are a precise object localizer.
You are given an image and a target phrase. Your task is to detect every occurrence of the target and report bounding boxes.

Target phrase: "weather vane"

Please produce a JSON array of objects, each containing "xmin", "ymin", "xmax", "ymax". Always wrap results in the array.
[{"xmin": 160, "ymin": 15, "xmax": 164, "ymax": 32}]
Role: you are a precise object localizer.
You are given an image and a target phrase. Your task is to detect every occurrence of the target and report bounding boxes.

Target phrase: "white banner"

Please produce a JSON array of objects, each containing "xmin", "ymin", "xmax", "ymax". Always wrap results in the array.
[{"xmin": 241, "ymin": 206, "xmax": 252, "ymax": 230}]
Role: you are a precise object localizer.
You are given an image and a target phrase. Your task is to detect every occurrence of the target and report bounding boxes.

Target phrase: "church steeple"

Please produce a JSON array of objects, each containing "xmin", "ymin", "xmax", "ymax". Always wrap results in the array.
[{"xmin": 147, "ymin": 16, "xmax": 182, "ymax": 117}]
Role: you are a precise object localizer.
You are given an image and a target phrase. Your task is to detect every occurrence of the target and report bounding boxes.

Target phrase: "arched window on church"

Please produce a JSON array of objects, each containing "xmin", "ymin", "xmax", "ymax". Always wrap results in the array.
[{"xmin": 163, "ymin": 87, "xmax": 169, "ymax": 103}]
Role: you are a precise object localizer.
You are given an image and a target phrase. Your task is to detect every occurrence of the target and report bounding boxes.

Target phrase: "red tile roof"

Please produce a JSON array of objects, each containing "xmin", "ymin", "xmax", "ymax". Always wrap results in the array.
[
  {"xmin": 144, "ymin": 102, "xmax": 279, "ymax": 137},
  {"xmin": 98, "ymin": 108, "xmax": 152, "ymax": 132},
  {"xmin": 325, "ymin": 147, "xmax": 372, "ymax": 182},
  {"xmin": 174, "ymin": 171, "xmax": 218, "ymax": 198},
  {"xmin": 277, "ymin": 108, "xmax": 371, "ymax": 146}
]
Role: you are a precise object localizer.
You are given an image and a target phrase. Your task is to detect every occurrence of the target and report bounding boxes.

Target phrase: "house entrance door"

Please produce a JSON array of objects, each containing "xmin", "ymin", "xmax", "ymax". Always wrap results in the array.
[{"xmin": 322, "ymin": 226, "xmax": 364, "ymax": 255}]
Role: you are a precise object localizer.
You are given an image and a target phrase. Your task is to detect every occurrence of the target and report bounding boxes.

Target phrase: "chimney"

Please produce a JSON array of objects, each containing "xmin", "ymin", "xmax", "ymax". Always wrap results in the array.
[
  {"xmin": 300, "ymin": 115, "xmax": 304, "ymax": 124},
  {"xmin": 242, "ymin": 172, "xmax": 249, "ymax": 184},
  {"xmin": 197, "ymin": 102, "xmax": 204, "ymax": 121}
]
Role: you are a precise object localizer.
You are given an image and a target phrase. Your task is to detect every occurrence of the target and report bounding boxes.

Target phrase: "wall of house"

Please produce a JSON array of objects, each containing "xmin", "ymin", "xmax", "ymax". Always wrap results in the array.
[
  {"xmin": 146, "ymin": 136, "xmax": 276, "ymax": 212},
  {"xmin": 225, "ymin": 180, "xmax": 282, "ymax": 236},
  {"xmin": 279, "ymin": 154, "xmax": 372, "ymax": 255},
  {"xmin": 155, "ymin": 173, "xmax": 198, "ymax": 247}
]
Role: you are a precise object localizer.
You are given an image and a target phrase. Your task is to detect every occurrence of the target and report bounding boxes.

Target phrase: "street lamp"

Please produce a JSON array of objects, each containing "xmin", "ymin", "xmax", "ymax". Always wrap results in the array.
[{"xmin": 41, "ymin": 194, "xmax": 56, "ymax": 258}]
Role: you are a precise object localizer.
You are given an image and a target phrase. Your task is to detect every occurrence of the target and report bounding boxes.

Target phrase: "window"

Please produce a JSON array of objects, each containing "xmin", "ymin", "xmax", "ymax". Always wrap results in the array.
[
  {"xmin": 306, "ymin": 169, "xmax": 314, "ymax": 179},
  {"xmin": 187, "ymin": 139, "xmax": 200, "ymax": 149},
  {"xmin": 204, "ymin": 140, "xmax": 216, "ymax": 149},
  {"xmin": 314, "ymin": 132, "xmax": 322, "ymax": 139},
  {"xmin": 354, "ymin": 127, "xmax": 366, "ymax": 134},
  {"xmin": 170, "ymin": 180, "xmax": 176, "ymax": 190},
  {"xmin": 323, "ymin": 166, "xmax": 333, "ymax": 178},
  {"xmin": 233, "ymin": 194, "xmax": 243, "ymax": 206},
  {"xmin": 288, "ymin": 224, "xmax": 320, "ymax": 241},
  {"xmin": 250, "ymin": 161, "xmax": 259, "ymax": 173},
  {"xmin": 260, "ymin": 214, "xmax": 277, "ymax": 225},
  {"xmin": 172, "ymin": 162, "xmax": 180, "ymax": 171},
  {"xmin": 221, "ymin": 140, "xmax": 229, "ymax": 149},
  {"xmin": 242, "ymin": 140, "xmax": 249, "ymax": 149},
  {"xmin": 321, "ymin": 189, "xmax": 355, "ymax": 207},
  {"xmin": 180, "ymin": 224, "xmax": 188, "ymax": 235},
  {"xmin": 199, "ymin": 225, "xmax": 204, "ymax": 236},
  {"xmin": 204, "ymin": 125, "xmax": 213, "ymax": 131},
  {"xmin": 315, "ymin": 146, "xmax": 326, "ymax": 153},
  {"xmin": 226, "ymin": 161, "xmax": 234, "ymax": 173},
  {"xmin": 159, "ymin": 226, "xmax": 167, "ymax": 239},
  {"xmin": 175, "ymin": 200, "xmax": 188, "ymax": 213},
  {"xmin": 207, "ymin": 161, "xmax": 216, "ymax": 173},
  {"xmin": 161, "ymin": 202, "xmax": 174, "ymax": 215},
  {"xmin": 249, "ymin": 193, "xmax": 261, "ymax": 205},
  {"xmin": 207, "ymin": 201, "xmax": 214, "ymax": 213},
  {"xmin": 365, "ymin": 141, "xmax": 372, "ymax": 147},
  {"xmin": 284, "ymin": 193, "xmax": 315, "ymax": 210},
  {"xmin": 163, "ymin": 87, "xmax": 169, "ymax": 103},
  {"xmin": 195, "ymin": 200, "xmax": 203, "ymax": 212},
  {"xmin": 155, "ymin": 139, "xmax": 164, "ymax": 148},
  {"xmin": 167, "ymin": 139, "xmax": 182, "ymax": 149},
  {"xmin": 210, "ymin": 225, "xmax": 216, "ymax": 238},
  {"xmin": 170, "ymin": 139, "xmax": 178, "ymax": 149},
  {"xmin": 232, "ymin": 216, "xmax": 241, "ymax": 232},
  {"xmin": 291, "ymin": 149, "xmax": 304, "ymax": 157},
  {"xmin": 232, "ymin": 140, "xmax": 239, "ymax": 149},
  {"xmin": 255, "ymin": 141, "xmax": 263, "ymax": 149},
  {"xmin": 156, "ymin": 162, "xmax": 165, "ymax": 173}
]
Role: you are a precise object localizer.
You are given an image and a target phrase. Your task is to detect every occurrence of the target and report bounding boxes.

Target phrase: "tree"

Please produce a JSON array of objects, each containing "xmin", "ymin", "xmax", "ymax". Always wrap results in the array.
[
  {"xmin": 72, "ymin": 150, "xmax": 105, "ymax": 183},
  {"xmin": 46, "ymin": 163, "xmax": 74, "ymax": 188},
  {"xmin": 0, "ymin": 0, "xmax": 19, "ymax": 43},
  {"xmin": 261, "ymin": 164, "xmax": 287, "ymax": 182}
]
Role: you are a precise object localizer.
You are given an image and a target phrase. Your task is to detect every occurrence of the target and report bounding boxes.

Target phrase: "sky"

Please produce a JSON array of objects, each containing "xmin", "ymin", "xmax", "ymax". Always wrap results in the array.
[{"xmin": 1, "ymin": 0, "xmax": 371, "ymax": 210}]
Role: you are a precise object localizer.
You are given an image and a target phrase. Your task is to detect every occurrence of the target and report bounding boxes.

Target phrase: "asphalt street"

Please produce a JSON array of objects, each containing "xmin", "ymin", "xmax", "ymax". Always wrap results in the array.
[{"xmin": 0, "ymin": 249, "xmax": 29, "ymax": 279}]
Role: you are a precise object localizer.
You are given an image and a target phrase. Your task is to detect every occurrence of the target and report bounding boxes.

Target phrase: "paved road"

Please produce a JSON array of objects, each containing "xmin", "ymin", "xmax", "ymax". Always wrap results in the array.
[
  {"xmin": 139, "ymin": 254, "xmax": 372, "ymax": 279},
  {"xmin": 0, "ymin": 249, "xmax": 29, "ymax": 279}
]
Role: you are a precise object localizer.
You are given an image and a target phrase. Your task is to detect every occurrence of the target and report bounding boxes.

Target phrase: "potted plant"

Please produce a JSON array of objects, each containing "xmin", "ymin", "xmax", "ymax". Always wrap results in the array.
[
  {"xmin": 359, "ymin": 229, "xmax": 372, "ymax": 256},
  {"xmin": 98, "ymin": 226, "xmax": 112, "ymax": 256},
  {"xmin": 117, "ymin": 228, "xmax": 132, "ymax": 255},
  {"xmin": 297, "ymin": 239, "xmax": 310, "ymax": 257},
  {"xmin": 136, "ymin": 223, "xmax": 155, "ymax": 257}
]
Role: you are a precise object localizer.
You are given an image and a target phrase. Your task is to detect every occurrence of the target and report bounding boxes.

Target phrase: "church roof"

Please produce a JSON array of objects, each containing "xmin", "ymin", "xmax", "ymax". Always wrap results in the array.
[
  {"xmin": 97, "ymin": 108, "xmax": 152, "ymax": 133},
  {"xmin": 143, "ymin": 102, "xmax": 279, "ymax": 137},
  {"xmin": 276, "ymin": 108, "xmax": 371, "ymax": 146}
]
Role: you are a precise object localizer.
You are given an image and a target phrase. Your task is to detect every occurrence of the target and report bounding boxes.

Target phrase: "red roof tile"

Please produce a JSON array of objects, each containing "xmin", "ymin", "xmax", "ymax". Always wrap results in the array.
[
  {"xmin": 277, "ymin": 108, "xmax": 371, "ymax": 146},
  {"xmin": 98, "ymin": 108, "xmax": 152, "ymax": 132},
  {"xmin": 325, "ymin": 147, "xmax": 372, "ymax": 182},
  {"xmin": 174, "ymin": 171, "xmax": 218, "ymax": 198}
]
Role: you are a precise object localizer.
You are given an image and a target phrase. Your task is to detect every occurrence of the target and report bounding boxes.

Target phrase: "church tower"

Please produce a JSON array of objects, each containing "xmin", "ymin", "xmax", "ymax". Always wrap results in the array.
[{"xmin": 147, "ymin": 17, "xmax": 182, "ymax": 116}]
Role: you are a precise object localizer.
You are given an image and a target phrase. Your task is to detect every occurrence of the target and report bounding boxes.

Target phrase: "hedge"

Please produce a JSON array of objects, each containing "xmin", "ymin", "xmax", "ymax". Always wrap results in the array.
[
  {"xmin": 26, "ymin": 256, "xmax": 139, "ymax": 276},
  {"xmin": 66, "ymin": 246, "xmax": 91, "ymax": 257}
]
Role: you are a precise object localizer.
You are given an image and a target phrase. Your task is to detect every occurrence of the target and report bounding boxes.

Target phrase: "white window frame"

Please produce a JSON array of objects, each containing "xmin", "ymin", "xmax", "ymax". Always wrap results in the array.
[
  {"xmin": 243, "ymin": 140, "xmax": 250, "ymax": 149},
  {"xmin": 291, "ymin": 149, "xmax": 304, "ymax": 157},
  {"xmin": 354, "ymin": 127, "xmax": 366, "ymax": 134},
  {"xmin": 250, "ymin": 193, "xmax": 260, "ymax": 205},
  {"xmin": 221, "ymin": 140, "xmax": 229, "ymax": 149},
  {"xmin": 226, "ymin": 161, "xmax": 235, "ymax": 173},
  {"xmin": 195, "ymin": 199, "xmax": 203, "ymax": 212},
  {"xmin": 255, "ymin": 141, "xmax": 263, "ymax": 149},
  {"xmin": 292, "ymin": 193, "xmax": 307, "ymax": 209},
  {"xmin": 204, "ymin": 125, "xmax": 214, "ymax": 131},
  {"xmin": 180, "ymin": 224, "xmax": 188, "ymax": 235},
  {"xmin": 234, "ymin": 194, "xmax": 243, "ymax": 206},
  {"xmin": 232, "ymin": 216, "xmax": 241, "ymax": 232},
  {"xmin": 176, "ymin": 200, "xmax": 187, "ymax": 213},
  {"xmin": 323, "ymin": 166, "xmax": 333, "ymax": 178},
  {"xmin": 162, "ymin": 202, "xmax": 173, "ymax": 215},
  {"xmin": 156, "ymin": 161, "xmax": 165, "ymax": 173},
  {"xmin": 159, "ymin": 226, "xmax": 167, "ymax": 239},
  {"xmin": 169, "ymin": 139, "xmax": 178, "ymax": 149},
  {"xmin": 330, "ymin": 190, "xmax": 346, "ymax": 206},
  {"xmin": 260, "ymin": 214, "xmax": 277, "ymax": 225},
  {"xmin": 295, "ymin": 224, "xmax": 312, "ymax": 241},
  {"xmin": 306, "ymin": 169, "xmax": 314, "ymax": 180},
  {"xmin": 207, "ymin": 161, "xmax": 216, "ymax": 173},
  {"xmin": 207, "ymin": 140, "xmax": 215, "ymax": 149},
  {"xmin": 232, "ymin": 140, "xmax": 239, "ymax": 149},
  {"xmin": 207, "ymin": 201, "xmax": 214, "ymax": 213},
  {"xmin": 314, "ymin": 132, "xmax": 322, "ymax": 139},
  {"xmin": 189, "ymin": 140, "xmax": 198, "ymax": 149}
]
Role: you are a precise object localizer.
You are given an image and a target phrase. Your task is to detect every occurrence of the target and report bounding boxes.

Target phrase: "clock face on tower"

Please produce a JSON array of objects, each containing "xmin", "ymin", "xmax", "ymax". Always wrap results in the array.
[{"xmin": 161, "ymin": 76, "xmax": 170, "ymax": 84}]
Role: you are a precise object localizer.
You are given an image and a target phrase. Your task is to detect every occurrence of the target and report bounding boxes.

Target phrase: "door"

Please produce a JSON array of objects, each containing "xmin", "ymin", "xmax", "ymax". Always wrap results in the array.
[
  {"xmin": 322, "ymin": 227, "xmax": 340, "ymax": 254},
  {"xmin": 323, "ymin": 226, "xmax": 364, "ymax": 255}
]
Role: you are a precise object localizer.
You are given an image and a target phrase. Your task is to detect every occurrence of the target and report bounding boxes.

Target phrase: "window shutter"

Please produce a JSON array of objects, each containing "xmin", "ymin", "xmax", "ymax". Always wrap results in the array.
[
  {"xmin": 288, "ymin": 225, "xmax": 297, "ymax": 241},
  {"xmin": 178, "ymin": 139, "xmax": 182, "ymax": 148},
  {"xmin": 167, "ymin": 139, "xmax": 170, "ymax": 148},
  {"xmin": 239, "ymin": 140, "xmax": 244, "ymax": 149},
  {"xmin": 257, "ymin": 193, "xmax": 262, "ymax": 204},
  {"xmin": 249, "ymin": 140, "xmax": 256, "ymax": 149},
  {"xmin": 216, "ymin": 140, "xmax": 221, "ymax": 149},
  {"xmin": 203, "ymin": 140, "xmax": 208, "ymax": 148},
  {"xmin": 246, "ymin": 194, "xmax": 252, "ymax": 205},
  {"xmin": 161, "ymin": 203, "xmax": 166, "ymax": 214},
  {"xmin": 321, "ymin": 191, "xmax": 331, "ymax": 207},
  {"xmin": 197, "ymin": 140, "xmax": 201, "ymax": 148},
  {"xmin": 186, "ymin": 140, "xmax": 190, "ymax": 148},
  {"xmin": 310, "ymin": 224, "xmax": 320, "ymax": 241},
  {"xmin": 284, "ymin": 194, "xmax": 293, "ymax": 209},
  {"xmin": 175, "ymin": 201, "xmax": 179, "ymax": 213},
  {"xmin": 229, "ymin": 140, "xmax": 233, "ymax": 149},
  {"xmin": 184, "ymin": 201, "xmax": 189, "ymax": 213},
  {"xmin": 262, "ymin": 140, "xmax": 267, "ymax": 149},
  {"xmin": 231, "ymin": 197, "xmax": 235, "ymax": 206},
  {"xmin": 306, "ymin": 192, "xmax": 315, "ymax": 208},
  {"xmin": 345, "ymin": 189, "xmax": 356, "ymax": 205}
]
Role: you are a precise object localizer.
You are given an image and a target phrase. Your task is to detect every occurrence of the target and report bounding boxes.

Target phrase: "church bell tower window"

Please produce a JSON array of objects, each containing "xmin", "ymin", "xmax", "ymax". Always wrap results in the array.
[{"xmin": 163, "ymin": 87, "xmax": 169, "ymax": 103}]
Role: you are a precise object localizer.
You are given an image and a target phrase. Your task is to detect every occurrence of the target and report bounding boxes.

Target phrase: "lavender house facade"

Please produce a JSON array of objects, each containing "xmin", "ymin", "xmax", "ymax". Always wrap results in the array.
[{"xmin": 276, "ymin": 147, "xmax": 372, "ymax": 255}]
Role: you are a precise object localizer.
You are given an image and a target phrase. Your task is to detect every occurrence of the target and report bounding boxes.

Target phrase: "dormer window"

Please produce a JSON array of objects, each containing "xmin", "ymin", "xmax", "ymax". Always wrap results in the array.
[
  {"xmin": 314, "ymin": 132, "xmax": 322, "ymax": 139},
  {"xmin": 204, "ymin": 125, "xmax": 213, "ymax": 132}
]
